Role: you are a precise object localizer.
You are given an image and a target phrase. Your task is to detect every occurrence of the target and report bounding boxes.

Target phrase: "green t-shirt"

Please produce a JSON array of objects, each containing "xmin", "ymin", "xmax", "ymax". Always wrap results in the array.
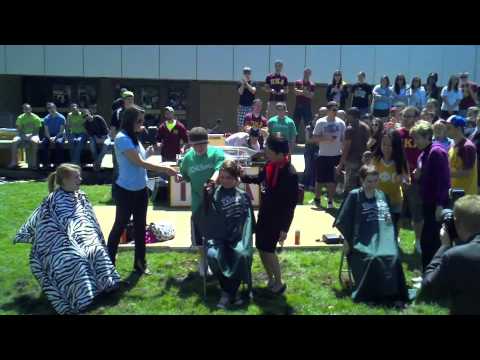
[
  {"xmin": 68, "ymin": 112, "xmax": 86, "ymax": 134},
  {"xmin": 267, "ymin": 115, "xmax": 297, "ymax": 142},
  {"xmin": 16, "ymin": 113, "xmax": 42, "ymax": 135},
  {"xmin": 180, "ymin": 146, "xmax": 225, "ymax": 213}
]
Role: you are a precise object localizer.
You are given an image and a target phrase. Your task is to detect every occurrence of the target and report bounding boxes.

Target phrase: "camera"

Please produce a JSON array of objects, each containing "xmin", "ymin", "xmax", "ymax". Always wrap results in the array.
[{"xmin": 440, "ymin": 188, "xmax": 465, "ymax": 242}]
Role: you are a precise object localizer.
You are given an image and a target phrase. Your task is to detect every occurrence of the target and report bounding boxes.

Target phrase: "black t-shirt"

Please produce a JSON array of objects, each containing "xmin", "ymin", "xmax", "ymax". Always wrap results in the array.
[
  {"xmin": 351, "ymin": 83, "xmax": 372, "ymax": 108},
  {"xmin": 85, "ymin": 115, "xmax": 109, "ymax": 137},
  {"xmin": 112, "ymin": 97, "xmax": 124, "ymax": 112},
  {"xmin": 238, "ymin": 81, "xmax": 256, "ymax": 106},
  {"xmin": 110, "ymin": 108, "xmax": 123, "ymax": 129}
]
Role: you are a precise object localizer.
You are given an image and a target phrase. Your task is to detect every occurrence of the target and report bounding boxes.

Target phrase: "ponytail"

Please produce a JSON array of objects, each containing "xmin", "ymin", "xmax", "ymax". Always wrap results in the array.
[{"xmin": 48, "ymin": 171, "xmax": 57, "ymax": 193}]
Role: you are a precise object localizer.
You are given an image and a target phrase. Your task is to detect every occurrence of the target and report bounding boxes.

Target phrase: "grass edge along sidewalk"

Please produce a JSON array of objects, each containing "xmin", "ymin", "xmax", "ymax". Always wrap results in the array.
[{"xmin": 0, "ymin": 182, "xmax": 447, "ymax": 315}]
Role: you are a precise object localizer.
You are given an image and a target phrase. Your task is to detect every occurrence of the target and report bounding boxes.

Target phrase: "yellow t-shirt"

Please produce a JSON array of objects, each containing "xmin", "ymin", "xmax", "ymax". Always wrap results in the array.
[
  {"xmin": 449, "ymin": 143, "xmax": 478, "ymax": 195},
  {"xmin": 374, "ymin": 158, "xmax": 403, "ymax": 211},
  {"xmin": 166, "ymin": 120, "xmax": 177, "ymax": 132}
]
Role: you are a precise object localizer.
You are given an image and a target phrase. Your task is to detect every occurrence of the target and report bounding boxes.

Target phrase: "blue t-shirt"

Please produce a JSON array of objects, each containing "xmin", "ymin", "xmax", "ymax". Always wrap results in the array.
[
  {"xmin": 115, "ymin": 131, "xmax": 148, "ymax": 191},
  {"xmin": 43, "ymin": 113, "xmax": 66, "ymax": 137}
]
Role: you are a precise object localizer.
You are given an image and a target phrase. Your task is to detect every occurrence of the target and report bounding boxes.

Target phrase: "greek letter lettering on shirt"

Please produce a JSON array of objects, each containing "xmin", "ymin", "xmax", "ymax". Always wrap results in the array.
[
  {"xmin": 220, "ymin": 194, "xmax": 245, "ymax": 218},
  {"xmin": 403, "ymin": 137, "xmax": 416, "ymax": 149},
  {"xmin": 324, "ymin": 122, "xmax": 341, "ymax": 134},
  {"xmin": 270, "ymin": 77, "xmax": 286, "ymax": 86},
  {"xmin": 189, "ymin": 163, "xmax": 215, "ymax": 174}
]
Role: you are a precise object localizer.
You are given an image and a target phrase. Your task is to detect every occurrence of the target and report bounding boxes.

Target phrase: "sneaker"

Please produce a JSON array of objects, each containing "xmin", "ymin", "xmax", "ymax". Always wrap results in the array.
[
  {"xmin": 217, "ymin": 292, "xmax": 230, "ymax": 309},
  {"xmin": 327, "ymin": 201, "xmax": 334, "ymax": 209},
  {"xmin": 232, "ymin": 294, "xmax": 244, "ymax": 306},
  {"xmin": 314, "ymin": 198, "xmax": 321, "ymax": 208},
  {"xmin": 413, "ymin": 282, "xmax": 422, "ymax": 290},
  {"xmin": 412, "ymin": 276, "xmax": 423, "ymax": 283}
]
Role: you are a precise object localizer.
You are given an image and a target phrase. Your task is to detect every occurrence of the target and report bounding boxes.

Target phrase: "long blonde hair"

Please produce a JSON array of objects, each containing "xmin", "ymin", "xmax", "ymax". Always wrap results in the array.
[{"xmin": 47, "ymin": 163, "xmax": 81, "ymax": 193}]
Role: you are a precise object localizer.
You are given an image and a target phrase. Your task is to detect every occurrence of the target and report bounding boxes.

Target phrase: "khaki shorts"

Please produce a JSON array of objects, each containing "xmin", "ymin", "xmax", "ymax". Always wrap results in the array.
[
  {"xmin": 402, "ymin": 182, "xmax": 424, "ymax": 223},
  {"xmin": 344, "ymin": 162, "xmax": 362, "ymax": 193}
]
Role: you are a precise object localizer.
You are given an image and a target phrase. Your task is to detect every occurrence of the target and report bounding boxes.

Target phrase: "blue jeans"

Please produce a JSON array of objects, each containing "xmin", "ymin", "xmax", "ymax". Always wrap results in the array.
[
  {"xmin": 302, "ymin": 143, "xmax": 318, "ymax": 191},
  {"xmin": 68, "ymin": 133, "xmax": 87, "ymax": 165},
  {"xmin": 41, "ymin": 136, "xmax": 65, "ymax": 166}
]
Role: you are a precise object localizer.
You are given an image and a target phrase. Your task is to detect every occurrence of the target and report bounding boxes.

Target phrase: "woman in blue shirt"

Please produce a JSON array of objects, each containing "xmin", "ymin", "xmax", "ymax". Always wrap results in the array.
[
  {"xmin": 372, "ymin": 75, "xmax": 393, "ymax": 119},
  {"xmin": 107, "ymin": 105, "xmax": 176, "ymax": 275},
  {"xmin": 392, "ymin": 74, "xmax": 408, "ymax": 106}
]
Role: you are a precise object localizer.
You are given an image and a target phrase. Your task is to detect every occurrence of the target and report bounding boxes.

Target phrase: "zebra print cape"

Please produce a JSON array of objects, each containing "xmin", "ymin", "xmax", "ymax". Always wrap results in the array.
[{"xmin": 14, "ymin": 189, "xmax": 121, "ymax": 314}]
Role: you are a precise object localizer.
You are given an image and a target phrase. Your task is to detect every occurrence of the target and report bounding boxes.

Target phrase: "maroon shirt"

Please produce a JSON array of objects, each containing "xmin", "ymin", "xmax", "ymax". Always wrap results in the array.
[
  {"xmin": 156, "ymin": 119, "xmax": 188, "ymax": 161},
  {"xmin": 397, "ymin": 127, "xmax": 422, "ymax": 178},
  {"xmin": 295, "ymin": 79, "xmax": 315, "ymax": 107},
  {"xmin": 244, "ymin": 112, "xmax": 268, "ymax": 129},
  {"xmin": 455, "ymin": 138, "xmax": 477, "ymax": 170},
  {"xmin": 460, "ymin": 82, "xmax": 478, "ymax": 110},
  {"xmin": 265, "ymin": 73, "xmax": 288, "ymax": 102}
]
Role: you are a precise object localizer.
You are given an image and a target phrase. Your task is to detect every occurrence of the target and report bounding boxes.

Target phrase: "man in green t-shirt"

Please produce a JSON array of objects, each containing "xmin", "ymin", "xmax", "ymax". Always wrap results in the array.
[
  {"xmin": 9, "ymin": 103, "xmax": 42, "ymax": 169},
  {"xmin": 67, "ymin": 103, "xmax": 87, "ymax": 165},
  {"xmin": 178, "ymin": 127, "xmax": 225, "ymax": 276},
  {"xmin": 267, "ymin": 102, "xmax": 297, "ymax": 152}
]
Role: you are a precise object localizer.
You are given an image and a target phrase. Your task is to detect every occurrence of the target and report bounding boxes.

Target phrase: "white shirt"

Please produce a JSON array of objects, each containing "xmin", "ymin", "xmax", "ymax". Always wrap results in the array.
[
  {"xmin": 313, "ymin": 116, "xmax": 345, "ymax": 156},
  {"xmin": 441, "ymin": 86, "xmax": 463, "ymax": 111},
  {"xmin": 225, "ymin": 132, "xmax": 260, "ymax": 152}
]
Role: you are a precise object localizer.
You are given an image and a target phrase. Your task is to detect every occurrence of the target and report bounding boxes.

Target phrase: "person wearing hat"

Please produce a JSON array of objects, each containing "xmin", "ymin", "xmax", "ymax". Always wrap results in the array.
[
  {"xmin": 225, "ymin": 127, "xmax": 261, "ymax": 152},
  {"xmin": 236, "ymin": 67, "xmax": 257, "ymax": 131},
  {"xmin": 112, "ymin": 88, "xmax": 129, "ymax": 112},
  {"xmin": 178, "ymin": 127, "xmax": 225, "ymax": 276},
  {"xmin": 264, "ymin": 60, "xmax": 288, "ymax": 118},
  {"xmin": 155, "ymin": 106, "xmax": 188, "ymax": 162},
  {"xmin": 446, "ymin": 115, "xmax": 478, "ymax": 195},
  {"xmin": 459, "ymin": 73, "xmax": 478, "ymax": 118}
]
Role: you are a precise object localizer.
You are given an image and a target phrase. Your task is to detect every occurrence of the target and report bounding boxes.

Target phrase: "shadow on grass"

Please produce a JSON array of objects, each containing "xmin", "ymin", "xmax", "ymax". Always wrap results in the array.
[
  {"xmin": 0, "ymin": 292, "xmax": 55, "ymax": 315},
  {"xmin": 163, "ymin": 272, "xmax": 295, "ymax": 315}
]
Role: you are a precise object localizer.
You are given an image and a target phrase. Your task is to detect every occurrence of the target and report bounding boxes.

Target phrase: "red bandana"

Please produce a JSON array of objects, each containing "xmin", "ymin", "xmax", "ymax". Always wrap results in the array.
[{"xmin": 265, "ymin": 155, "xmax": 289, "ymax": 189}]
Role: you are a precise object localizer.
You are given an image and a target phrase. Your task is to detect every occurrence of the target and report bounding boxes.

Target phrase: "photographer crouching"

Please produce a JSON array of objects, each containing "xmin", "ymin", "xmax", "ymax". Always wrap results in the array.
[{"xmin": 420, "ymin": 195, "xmax": 480, "ymax": 314}]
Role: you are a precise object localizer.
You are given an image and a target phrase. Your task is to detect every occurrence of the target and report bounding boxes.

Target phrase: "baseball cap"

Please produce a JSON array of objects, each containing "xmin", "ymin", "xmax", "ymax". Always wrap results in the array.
[
  {"xmin": 446, "ymin": 115, "xmax": 466, "ymax": 128},
  {"xmin": 164, "ymin": 106, "xmax": 175, "ymax": 112},
  {"xmin": 188, "ymin": 127, "xmax": 209, "ymax": 145},
  {"xmin": 122, "ymin": 91, "xmax": 134, "ymax": 98},
  {"xmin": 243, "ymin": 66, "xmax": 252, "ymax": 73},
  {"xmin": 460, "ymin": 72, "xmax": 469, "ymax": 78},
  {"xmin": 326, "ymin": 101, "xmax": 338, "ymax": 109}
]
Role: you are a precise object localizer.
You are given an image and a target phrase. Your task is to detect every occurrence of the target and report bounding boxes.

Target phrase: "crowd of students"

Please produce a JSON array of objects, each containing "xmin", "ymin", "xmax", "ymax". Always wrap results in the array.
[{"xmin": 12, "ymin": 59, "xmax": 480, "ymax": 314}]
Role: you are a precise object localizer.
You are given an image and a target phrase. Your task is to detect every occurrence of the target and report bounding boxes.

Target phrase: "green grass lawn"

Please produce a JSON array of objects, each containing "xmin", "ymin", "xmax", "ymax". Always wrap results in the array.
[{"xmin": 0, "ymin": 181, "xmax": 447, "ymax": 315}]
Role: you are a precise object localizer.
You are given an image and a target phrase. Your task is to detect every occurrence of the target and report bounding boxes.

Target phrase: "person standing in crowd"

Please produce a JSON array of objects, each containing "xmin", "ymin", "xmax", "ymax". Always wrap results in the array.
[
  {"xmin": 432, "ymin": 119, "xmax": 454, "ymax": 152},
  {"xmin": 446, "ymin": 115, "xmax": 478, "ymax": 195},
  {"xmin": 420, "ymin": 195, "xmax": 480, "ymax": 315},
  {"xmin": 8, "ymin": 103, "xmax": 42, "ymax": 169},
  {"xmin": 236, "ymin": 67, "xmax": 257, "ymax": 131},
  {"xmin": 468, "ymin": 112, "xmax": 480, "ymax": 193},
  {"xmin": 372, "ymin": 75, "xmax": 393, "ymax": 119},
  {"xmin": 396, "ymin": 106, "xmax": 424, "ymax": 253},
  {"xmin": 350, "ymin": 71, "xmax": 372, "ymax": 116},
  {"xmin": 107, "ymin": 106, "xmax": 177, "ymax": 275},
  {"xmin": 407, "ymin": 76, "xmax": 427, "ymax": 110},
  {"xmin": 441, "ymin": 75, "xmax": 463, "ymax": 119},
  {"xmin": 225, "ymin": 127, "xmax": 261, "ymax": 152},
  {"xmin": 40, "ymin": 102, "xmax": 66, "ymax": 169},
  {"xmin": 303, "ymin": 107, "xmax": 326, "ymax": 194},
  {"xmin": 335, "ymin": 107, "xmax": 370, "ymax": 194},
  {"xmin": 385, "ymin": 106, "xmax": 404, "ymax": 130},
  {"xmin": 392, "ymin": 74, "xmax": 408, "ymax": 106},
  {"xmin": 83, "ymin": 108, "xmax": 109, "ymax": 171},
  {"xmin": 312, "ymin": 101, "xmax": 346, "ymax": 209},
  {"xmin": 410, "ymin": 120, "xmax": 450, "ymax": 271},
  {"xmin": 243, "ymin": 99, "xmax": 268, "ymax": 148},
  {"xmin": 264, "ymin": 60, "xmax": 288, "ymax": 118},
  {"xmin": 267, "ymin": 102, "xmax": 297, "ymax": 152},
  {"xmin": 366, "ymin": 117, "xmax": 384, "ymax": 153},
  {"xmin": 373, "ymin": 128, "xmax": 408, "ymax": 240},
  {"xmin": 66, "ymin": 103, "xmax": 87, "ymax": 166},
  {"xmin": 14, "ymin": 163, "xmax": 121, "ymax": 314},
  {"xmin": 241, "ymin": 134, "xmax": 298, "ymax": 295},
  {"xmin": 459, "ymin": 72, "xmax": 478, "ymax": 117},
  {"xmin": 425, "ymin": 72, "xmax": 440, "ymax": 102},
  {"xmin": 112, "ymin": 88, "xmax": 128, "ymax": 112},
  {"xmin": 326, "ymin": 70, "xmax": 349, "ymax": 110},
  {"xmin": 421, "ymin": 110, "xmax": 438, "ymax": 124},
  {"xmin": 464, "ymin": 106, "xmax": 479, "ymax": 138},
  {"xmin": 425, "ymin": 98, "xmax": 440, "ymax": 118},
  {"xmin": 293, "ymin": 67, "xmax": 315, "ymax": 141},
  {"xmin": 155, "ymin": 106, "xmax": 188, "ymax": 162},
  {"xmin": 178, "ymin": 127, "xmax": 225, "ymax": 276}
]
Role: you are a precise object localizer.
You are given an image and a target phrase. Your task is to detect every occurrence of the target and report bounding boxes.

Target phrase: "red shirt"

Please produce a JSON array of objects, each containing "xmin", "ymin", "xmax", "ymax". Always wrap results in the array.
[
  {"xmin": 397, "ymin": 127, "xmax": 422, "ymax": 177},
  {"xmin": 265, "ymin": 73, "xmax": 288, "ymax": 102},
  {"xmin": 295, "ymin": 79, "xmax": 315, "ymax": 107},
  {"xmin": 244, "ymin": 112, "xmax": 268, "ymax": 129},
  {"xmin": 156, "ymin": 119, "xmax": 188, "ymax": 162},
  {"xmin": 460, "ymin": 81, "xmax": 478, "ymax": 110}
]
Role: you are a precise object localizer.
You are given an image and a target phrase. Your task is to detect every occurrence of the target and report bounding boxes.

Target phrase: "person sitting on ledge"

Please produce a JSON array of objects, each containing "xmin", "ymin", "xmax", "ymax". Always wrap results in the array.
[
  {"xmin": 14, "ymin": 163, "xmax": 121, "ymax": 314},
  {"xmin": 334, "ymin": 165, "xmax": 410, "ymax": 306},
  {"xmin": 225, "ymin": 127, "xmax": 261, "ymax": 152}
]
